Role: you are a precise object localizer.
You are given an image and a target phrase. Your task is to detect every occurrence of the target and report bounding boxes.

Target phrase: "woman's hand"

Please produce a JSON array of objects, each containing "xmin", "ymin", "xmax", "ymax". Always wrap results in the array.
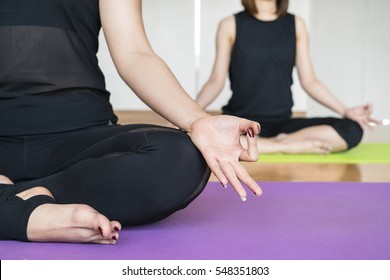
[
  {"xmin": 344, "ymin": 104, "xmax": 379, "ymax": 129},
  {"xmin": 189, "ymin": 115, "xmax": 262, "ymax": 201}
]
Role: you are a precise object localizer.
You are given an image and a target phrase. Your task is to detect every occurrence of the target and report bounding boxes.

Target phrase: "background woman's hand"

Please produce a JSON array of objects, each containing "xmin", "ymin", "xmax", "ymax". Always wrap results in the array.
[
  {"xmin": 344, "ymin": 104, "xmax": 379, "ymax": 129},
  {"xmin": 189, "ymin": 115, "xmax": 262, "ymax": 201}
]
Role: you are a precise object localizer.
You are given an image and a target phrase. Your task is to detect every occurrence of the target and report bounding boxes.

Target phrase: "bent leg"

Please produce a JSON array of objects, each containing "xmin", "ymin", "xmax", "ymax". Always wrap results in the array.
[
  {"xmin": 241, "ymin": 134, "xmax": 332, "ymax": 154},
  {"xmin": 246, "ymin": 117, "xmax": 363, "ymax": 154},
  {"xmin": 277, "ymin": 125, "xmax": 347, "ymax": 152},
  {"xmin": 1, "ymin": 126, "xmax": 209, "ymax": 242},
  {"xmin": 278, "ymin": 117, "xmax": 364, "ymax": 152},
  {"xmin": 15, "ymin": 127, "xmax": 210, "ymax": 226}
]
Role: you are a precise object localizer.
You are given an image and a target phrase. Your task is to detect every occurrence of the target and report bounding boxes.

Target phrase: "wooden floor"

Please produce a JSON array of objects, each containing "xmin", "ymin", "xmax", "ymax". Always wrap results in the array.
[{"xmin": 116, "ymin": 110, "xmax": 390, "ymax": 183}]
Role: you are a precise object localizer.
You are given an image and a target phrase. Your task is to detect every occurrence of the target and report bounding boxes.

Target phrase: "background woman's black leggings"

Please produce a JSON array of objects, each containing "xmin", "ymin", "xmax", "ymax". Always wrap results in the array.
[
  {"xmin": 0, "ymin": 124, "xmax": 211, "ymax": 241},
  {"xmin": 251, "ymin": 117, "xmax": 363, "ymax": 149}
]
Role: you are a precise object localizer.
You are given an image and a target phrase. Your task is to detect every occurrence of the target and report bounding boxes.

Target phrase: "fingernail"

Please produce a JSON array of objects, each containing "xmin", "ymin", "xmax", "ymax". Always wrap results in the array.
[
  {"xmin": 114, "ymin": 227, "xmax": 120, "ymax": 232},
  {"xmin": 221, "ymin": 182, "xmax": 227, "ymax": 188},
  {"xmin": 247, "ymin": 128, "xmax": 254, "ymax": 138},
  {"xmin": 98, "ymin": 227, "xmax": 104, "ymax": 237},
  {"xmin": 240, "ymin": 196, "xmax": 247, "ymax": 202},
  {"xmin": 112, "ymin": 236, "xmax": 117, "ymax": 241}
]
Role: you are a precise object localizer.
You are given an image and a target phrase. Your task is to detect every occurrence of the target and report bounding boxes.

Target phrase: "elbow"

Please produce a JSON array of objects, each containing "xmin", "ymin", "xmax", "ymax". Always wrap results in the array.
[
  {"xmin": 208, "ymin": 76, "xmax": 226, "ymax": 92},
  {"xmin": 300, "ymin": 77, "xmax": 318, "ymax": 92}
]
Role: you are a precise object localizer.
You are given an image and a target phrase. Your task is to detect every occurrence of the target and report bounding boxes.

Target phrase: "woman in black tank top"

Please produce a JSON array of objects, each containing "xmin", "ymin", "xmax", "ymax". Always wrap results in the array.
[
  {"xmin": 0, "ymin": 0, "xmax": 262, "ymax": 243},
  {"xmin": 196, "ymin": 0, "xmax": 377, "ymax": 154}
]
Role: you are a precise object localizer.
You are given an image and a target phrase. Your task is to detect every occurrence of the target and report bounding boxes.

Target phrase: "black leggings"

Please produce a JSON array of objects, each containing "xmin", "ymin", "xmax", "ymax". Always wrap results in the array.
[
  {"xmin": 0, "ymin": 124, "xmax": 211, "ymax": 241},
  {"xmin": 253, "ymin": 117, "xmax": 363, "ymax": 149}
]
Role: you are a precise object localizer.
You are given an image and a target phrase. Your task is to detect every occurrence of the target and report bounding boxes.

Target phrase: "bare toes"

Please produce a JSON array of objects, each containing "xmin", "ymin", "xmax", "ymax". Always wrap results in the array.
[
  {"xmin": 27, "ymin": 204, "xmax": 120, "ymax": 245},
  {"xmin": 314, "ymin": 141, "xmax": 332, "ymax": 154},
  {"xmin": 111, "ymin": 221, "xmax": 122, "ymax": 232}
]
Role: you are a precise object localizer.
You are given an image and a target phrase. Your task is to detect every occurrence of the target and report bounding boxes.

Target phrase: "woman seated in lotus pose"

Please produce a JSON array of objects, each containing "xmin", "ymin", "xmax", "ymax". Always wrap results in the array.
[
  {"xmin": 0, "ymin": 0, "xmax": 262, "ymax": 244},
  {"xmin": 196, "ymin": 0, "xmax": 377, "ymax": 154}
]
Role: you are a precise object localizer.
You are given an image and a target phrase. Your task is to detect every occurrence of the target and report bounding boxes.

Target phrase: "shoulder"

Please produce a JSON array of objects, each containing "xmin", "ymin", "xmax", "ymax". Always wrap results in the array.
[
  {"xmin": 217, "ymin": 15, "xmax": 235, "ymax": 37},
  {"xmin": 294, "ymin": 15, "xmax": 309, "ymax": 39},
  {"xmin": 218, "ymin": 10, "xmax": 250, "ymax": 31},
  {"xmin": 219, "ymin": 15, "xmax": 235, "ymax": 29},
  {"xmin": 294, "ymin": 15, "xmax": 308, "ymax": 32}
]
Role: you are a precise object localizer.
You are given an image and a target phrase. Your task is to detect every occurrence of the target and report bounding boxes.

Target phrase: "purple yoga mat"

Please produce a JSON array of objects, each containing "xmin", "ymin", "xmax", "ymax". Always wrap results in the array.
[{"xmin": 1, "ymin": 182, "xmax": 389, "ymax": 260}]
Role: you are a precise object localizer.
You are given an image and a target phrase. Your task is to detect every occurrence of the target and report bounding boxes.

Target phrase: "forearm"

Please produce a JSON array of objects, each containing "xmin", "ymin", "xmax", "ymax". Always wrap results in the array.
[
  {"xmin": 303, "ymin": 80, "xmax": 347, "ymax": 116},
  {"xmin": 195, "ymin": 79, "xmax": 224, "ymax": 109},
  {"xmin": 117, "ymin": 51, "xmax": 208, "ymax": 132},
  {"xmin": 295, "ymin": 16, "xmax": 348, "ymax": 117}
]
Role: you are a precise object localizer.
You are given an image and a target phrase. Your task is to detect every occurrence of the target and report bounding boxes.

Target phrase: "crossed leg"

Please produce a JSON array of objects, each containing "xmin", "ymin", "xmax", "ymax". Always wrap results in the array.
[
  {"xmin": 0, "ymin": 175, "xmax": 121, "ymax": 244},
  {"xmin": 241, "ymin": 125, "xmax": 348, "ymax": 154},
  {"xmin": 0, "ymin": 126, "xmax": 209, "ymax": 244}
]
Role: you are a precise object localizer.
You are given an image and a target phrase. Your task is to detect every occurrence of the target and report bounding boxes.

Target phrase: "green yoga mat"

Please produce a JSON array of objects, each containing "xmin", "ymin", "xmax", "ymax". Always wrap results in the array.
[{"xmin": 257, "ymin": 143, "xmax": 390, "ymax": 163}]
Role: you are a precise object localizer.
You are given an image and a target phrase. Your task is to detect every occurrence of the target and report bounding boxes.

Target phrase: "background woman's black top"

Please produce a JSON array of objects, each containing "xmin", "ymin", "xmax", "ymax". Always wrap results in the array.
[
  {"xmin": 223, "ymin": 11, "xmax": 296, "ymax": 121},
  {"xmin": 0, "ymin": 0, "xmax": 117, "ymax": 136}
]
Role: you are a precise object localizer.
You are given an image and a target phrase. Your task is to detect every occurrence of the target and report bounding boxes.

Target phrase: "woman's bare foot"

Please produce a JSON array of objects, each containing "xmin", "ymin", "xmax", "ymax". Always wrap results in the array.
[
  {"xmin": 16, "ymin": 187, "xmax": 121, "ymax": 244},
  {"xmin": 241, "ymin": 135, "xmax": 331, "ymax": 154},
  {"xmin": 0, "ymin": 175, "xmax": 14, "ymax": 185},
  {"xmin": 276, "ymin": 134, "xmax": 332, "ymax": 154},
  {"xmin": 281, "ymin": 140, "xmax": 332, "ymax": 154},
  {"xmin": 27, "ymin": 204, "xmax": 121, "ymax": 244}
]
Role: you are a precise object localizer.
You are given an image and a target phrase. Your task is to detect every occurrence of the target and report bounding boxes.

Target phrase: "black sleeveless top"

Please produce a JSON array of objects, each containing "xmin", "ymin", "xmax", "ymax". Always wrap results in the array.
[
  {"xmin": 0, "ymin": 0, "xmax": 117, "ymax": 136},
  {"xmin": 223, "ymin": 11, "xmax": 296, "ymax": 121}
]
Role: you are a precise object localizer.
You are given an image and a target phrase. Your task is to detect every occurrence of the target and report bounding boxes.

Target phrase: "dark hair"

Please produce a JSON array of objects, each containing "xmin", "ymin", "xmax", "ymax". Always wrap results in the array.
[{"xmin": 241, "ymin": 0, "xmax": 289, "ymax": 16}]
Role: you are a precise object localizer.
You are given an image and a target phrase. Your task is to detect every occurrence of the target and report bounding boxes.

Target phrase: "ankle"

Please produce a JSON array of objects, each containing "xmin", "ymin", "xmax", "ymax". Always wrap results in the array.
[
  {"xmin": 0, "ymin": 175, "xmax": 14, "ymax": 185},
  {"xmin": 16, "ymin": 186, "xmax": 54, "ymax": 200}
]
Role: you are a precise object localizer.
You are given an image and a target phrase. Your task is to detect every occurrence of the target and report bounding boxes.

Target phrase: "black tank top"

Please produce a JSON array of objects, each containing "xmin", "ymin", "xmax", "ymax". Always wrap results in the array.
[
  {"xmin": 0, "ymin": 0, "xmax": 117, "ymax": 136},
  {"xmin": 223, "ymin": 11, "xmax": 296, "ymax": 121}
]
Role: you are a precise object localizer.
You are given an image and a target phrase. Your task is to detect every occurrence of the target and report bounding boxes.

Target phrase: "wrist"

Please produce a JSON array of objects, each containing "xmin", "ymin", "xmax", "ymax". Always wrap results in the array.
[
  {"xmin": 339, "ymin": 106, "xmax": 348, "ymax": 117},
  {"xmin": 183, "ymin": 111, "xmax": 210, "ymax": 133}
]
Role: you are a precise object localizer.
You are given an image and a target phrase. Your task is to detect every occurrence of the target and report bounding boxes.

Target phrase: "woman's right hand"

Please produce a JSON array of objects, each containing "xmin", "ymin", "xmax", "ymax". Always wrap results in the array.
[{"xmin": 189, "ymin": 114, "xmax": 262, "ymax": 201}]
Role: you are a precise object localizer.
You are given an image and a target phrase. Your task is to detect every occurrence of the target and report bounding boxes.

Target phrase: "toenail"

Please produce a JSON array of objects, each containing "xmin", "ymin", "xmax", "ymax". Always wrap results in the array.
[
  {"xmin": 114, "ymin": 227, "xmax": 120, "ymax": 232},
  {"xmin": 112, "ymin": 236, "xmax": 117, "ymax": 241}
]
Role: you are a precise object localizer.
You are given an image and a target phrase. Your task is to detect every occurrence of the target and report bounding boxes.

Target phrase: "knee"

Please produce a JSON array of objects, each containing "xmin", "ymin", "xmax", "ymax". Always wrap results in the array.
[
  {"xmin": 341, "ymin": 120, "xmax": 364, "ymax": 150},
  {"xmin": 148, "ymin": 129, "xmax": 210, "ymax": 206},
  {"xmin": 172, "ymin": 131, "xmax": 204, "ymax": 162},
  {"xmin": 148, "ymin": 128, "xmax": 206, "ymax": 165},
  {"xmin": 162, "ymin": 129, "xmax": 210, "ymax": 180}
]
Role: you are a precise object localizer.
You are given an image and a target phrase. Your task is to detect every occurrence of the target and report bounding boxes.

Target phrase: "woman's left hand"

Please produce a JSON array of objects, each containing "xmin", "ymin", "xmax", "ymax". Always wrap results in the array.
[
  {"xmin": 344, "ymin": 103, "xmax": 380, "ymax": 129},
  {"xmin": 189, "ymin": 115, "xmax": 262, "ymax": 201}
]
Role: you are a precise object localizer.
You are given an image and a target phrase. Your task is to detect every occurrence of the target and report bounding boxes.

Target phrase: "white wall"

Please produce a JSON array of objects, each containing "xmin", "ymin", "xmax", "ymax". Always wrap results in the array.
[
  {"xmin": 97, "ymin": 0, "xmax": 194, "ymax": 110},
  {"xmin": 308, "ymin": 0, "xmax": 390, "ymax": 119},
  {"xmin": 198, "ymin": 0, "xmax": 241, "ymax": 111}
]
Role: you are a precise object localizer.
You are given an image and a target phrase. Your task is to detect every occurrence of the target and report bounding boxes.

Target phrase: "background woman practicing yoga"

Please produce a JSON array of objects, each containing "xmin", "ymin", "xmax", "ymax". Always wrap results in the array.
[{"xmin": 196, "ymin": 0, "xmax": 377, "ymax": 154}]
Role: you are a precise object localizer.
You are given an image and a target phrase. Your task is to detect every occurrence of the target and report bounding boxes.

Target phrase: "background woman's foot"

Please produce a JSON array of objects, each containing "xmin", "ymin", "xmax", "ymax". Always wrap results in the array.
[
  {"xmin": 275, "ymin": 134, "xmax": 332, "ymax": 154},
  {"xmin": 282, "ymin": 140, "xmax": 332, "ymax": 154}
]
